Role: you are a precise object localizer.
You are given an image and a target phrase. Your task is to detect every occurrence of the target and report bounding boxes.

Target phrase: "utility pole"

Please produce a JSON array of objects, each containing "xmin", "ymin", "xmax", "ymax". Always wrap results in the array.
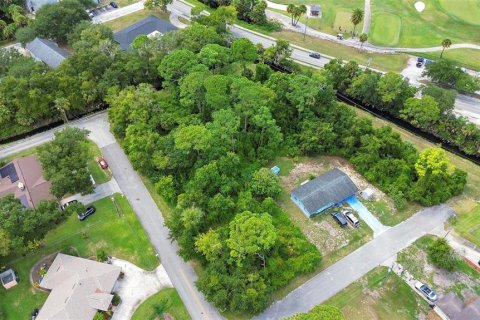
[{"xmin": 303, "ymin": 15, "xmax": 309, "ymax": 40}]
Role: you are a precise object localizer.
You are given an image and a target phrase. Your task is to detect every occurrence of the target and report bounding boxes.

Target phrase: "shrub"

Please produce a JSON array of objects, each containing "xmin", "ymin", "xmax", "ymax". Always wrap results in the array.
[
  {"xmin": 426, "ymin": 238, "xmax": 457, "ymax": 271},
  {"xmin": 111, "ymin": 293, "xmax": 121, "ymax": 306},
  {"xmin": 96, "ymin": 249, "xmax": 108, "ymax": 262}
]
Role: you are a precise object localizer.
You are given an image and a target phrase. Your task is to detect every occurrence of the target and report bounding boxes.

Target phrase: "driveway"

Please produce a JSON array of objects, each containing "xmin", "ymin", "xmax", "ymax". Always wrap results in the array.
[
  {"xmin": 111, "ymin": 258, "xmax": 173, "ymax": 320},
  {"xmin": 345, "ymin": 195, "xmax": 390, "ymax": 237},
  {"xmin": 254, "ymin": 204, "xmax": 454, "ymax": 319},
  {"xmin": 60, "ymin": 178, "xmax": 121, "ymax": 206}
]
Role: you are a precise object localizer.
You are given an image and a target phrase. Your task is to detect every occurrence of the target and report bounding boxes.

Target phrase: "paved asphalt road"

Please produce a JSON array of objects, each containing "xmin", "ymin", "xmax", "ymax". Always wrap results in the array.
[
  {"xmin": 254, "ymin": 204, "xmax": 454, "ymax": 320},
  {"xmin": 0, "ymin": 112, "xmax": 223, "ymax": 320}
]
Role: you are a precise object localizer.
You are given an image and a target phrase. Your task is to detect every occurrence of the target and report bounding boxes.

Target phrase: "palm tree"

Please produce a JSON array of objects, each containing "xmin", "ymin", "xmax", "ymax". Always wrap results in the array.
[
  {"xmin": 287, "ymin": 4, "xmax": 296, "ymax": 26},
  {"xmin": 292, "ymin": 4, "xmax": 307, "ymax": 26},
  {"xmin": 440, "ymin": 38, "xmax": 452, "ymax": 58},
  {"xmin": 359, "ymin": 33, "xmax": 368, "ymax": 48},
  {"xmin": 351, "ymin": 8, "xmax": 364, "ymax": 38}
]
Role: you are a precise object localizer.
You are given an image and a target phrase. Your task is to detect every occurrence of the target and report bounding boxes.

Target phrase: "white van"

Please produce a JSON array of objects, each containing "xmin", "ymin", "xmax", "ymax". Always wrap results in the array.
[{"xmin": 345, "ymin": 211, "xmax": 360, "ymax": 227}]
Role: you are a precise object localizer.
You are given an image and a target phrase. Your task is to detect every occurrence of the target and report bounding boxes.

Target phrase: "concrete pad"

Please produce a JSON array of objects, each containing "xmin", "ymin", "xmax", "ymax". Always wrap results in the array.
[
  {"xmin": 111, "ymin": 258, "xmax": 172, "ymax": 320},
  {"xmin": 345, "ymin": 196, "xmax": 390, "ymax": 237}
]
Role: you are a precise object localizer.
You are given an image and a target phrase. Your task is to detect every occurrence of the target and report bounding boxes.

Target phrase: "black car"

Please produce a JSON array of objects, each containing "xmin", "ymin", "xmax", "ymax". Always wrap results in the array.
[
  {"xmin": 309, "ymin": 52, "xmax": 321, "ymax": 59},
  {"xmin": 331, "ymin": 212, "xmax": 348, "ymax": 227},
  {"xmin": 416, "ymin": 57, "xmax": 424, "ymax": 68},
  {"xmin": 31, "ymin": 309, "xmax": 39, "ymax": 320},
  {"xmin": 78, "ymin": 206, "xmax": 96, "ymax": 221},
  {"xmin": 110, "ymin": 2, "xmax": 118, "ymax": 8}
]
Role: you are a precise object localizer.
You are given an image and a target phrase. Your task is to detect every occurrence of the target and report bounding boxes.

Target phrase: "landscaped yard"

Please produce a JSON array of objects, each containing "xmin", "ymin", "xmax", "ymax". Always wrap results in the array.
[
  {"xmin": 0, "ymin": 194, "xmax": 158, "ymax": 319},
  {"xmin": 132, "ymin": 288, "xmax": 190, "ymax": 320},
  {"xmin": 369, "ymin": 0, "xmax": 480, "ymax": 47},
  {"xmin": 324, "ymin": 266, "xmax": 431, "ymax": 319},
  {"xmin": 269, "ymin": 30, "xmax": 409, "ymax": 72},
  {"xmin": 104, "ymin": 8, "xmax": 171, "ymax": 32}
]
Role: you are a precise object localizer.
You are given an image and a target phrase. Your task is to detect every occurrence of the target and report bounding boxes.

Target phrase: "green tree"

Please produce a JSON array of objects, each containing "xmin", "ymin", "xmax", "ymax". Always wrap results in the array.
[
  {"xmin": 426, "ymin": 238, "xmax": 457, "ymax": 271},
  {"xmin": 400, "ymin": 96, "xmax": 440, "ymax": 130},
  {"xmin": 231, "ymin": 38, "xmax": 257, "ymax": 74},
  {"xmin": 287, "ymin": 4, "xmax": 307, "ymax": 26},
  {"xmin": 37, "ymin": 127, "xmax": 93, "ymax": 198},
  {"xmin": 421, "ymin": 85, "xmax": 456, "ymax": 114},
  {"xmin": 195, "ymin": 229, "xmax": 223, "ymax": 262},
  {"xmin": 32, "ymin": 0, "xmax": 90, "ymax": 43},
  {"xmin": 249, "ymin": 168, "xmax": 282, "ymax": 200},
  {"xmin": 359, "ymin": 33, "xmax": 368, "ymax": 48},
  {"xmin": 227, "ymin": 211, "xmax": 277, "ymax": 267},
  {"xmin": 0, "ymin": 228, "xmax": 11, "ymax": 257},
  {"xmin": 376, "ymin": 72, "xmax": 415, "ymax": 115},
  {"xmin": 350, "ymin": 8, "xmax": 364, "ymax": 37},
  {"xmin": 15, "ymin": 26, "xmax": 36, "ymax": 46},
  {"xmin": 440, "ymin": 38, "xmax": 452, "ymax": 58},
  {"xmin": 144, "ymin": 0, "xmax": 173, "ymax": 12}
]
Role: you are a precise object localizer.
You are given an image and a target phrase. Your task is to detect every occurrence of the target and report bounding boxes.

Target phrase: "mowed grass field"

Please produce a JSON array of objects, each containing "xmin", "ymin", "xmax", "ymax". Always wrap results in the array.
[
  {"xmin": 369, "ymin": 0, "xmax": 480, "ymax": 47},
  {"xmin": 0, "ymin": 194, "xmax": 158, "ymax": 319},
  {"xmin": 132, "ymin": 288, "xmax": 191, "ymax": 320}
]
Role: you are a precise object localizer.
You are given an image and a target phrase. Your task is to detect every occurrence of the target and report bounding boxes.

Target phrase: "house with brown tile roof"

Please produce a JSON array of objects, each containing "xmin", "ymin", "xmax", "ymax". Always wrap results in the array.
[
  {"xmin": 37, "ymin": 253, "xmax": 121, "ymax": 320},
  {"xmin": 0, "ymin": 155, "xmax": 54, "ymax": 207}
]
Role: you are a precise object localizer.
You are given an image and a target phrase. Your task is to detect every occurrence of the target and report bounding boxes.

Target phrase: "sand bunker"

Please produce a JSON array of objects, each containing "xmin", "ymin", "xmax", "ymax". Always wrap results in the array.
[{"xmin": 415, "ymin": 1, "xmax": 425, "ymax": 12}]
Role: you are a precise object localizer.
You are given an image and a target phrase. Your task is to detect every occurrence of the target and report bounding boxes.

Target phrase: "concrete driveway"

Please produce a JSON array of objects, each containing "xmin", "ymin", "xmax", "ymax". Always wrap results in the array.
[
  {"xmin": 111, "ymin": 258, "xmax": 172, "ymax": 320},
  {"xmin": 60, "ymin": 178, "xmax": 121, "ymax": 206},
  {"xmin": 345, "ymin": 195, "xmax": 390, "ymax": 237}
]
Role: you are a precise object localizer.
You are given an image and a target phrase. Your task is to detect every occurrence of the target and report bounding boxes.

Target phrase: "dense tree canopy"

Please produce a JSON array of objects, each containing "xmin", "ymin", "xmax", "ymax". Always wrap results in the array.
[{"xmin": 37, "ymin": 127, "xmax": 93, "ymax": 198}]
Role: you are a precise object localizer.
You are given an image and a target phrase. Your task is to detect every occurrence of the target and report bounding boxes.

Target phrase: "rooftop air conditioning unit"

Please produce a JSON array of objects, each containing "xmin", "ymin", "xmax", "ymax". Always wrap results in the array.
[{"xmin": 18, "ymin": 182, "xmax": 25, "ymax": 190}]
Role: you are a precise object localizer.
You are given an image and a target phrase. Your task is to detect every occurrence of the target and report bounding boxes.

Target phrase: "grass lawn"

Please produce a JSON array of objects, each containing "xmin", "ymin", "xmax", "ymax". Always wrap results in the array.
[
  {"xmin": 364, "ymin": 198, "xmax": 420, "ymax": 226},
  {"xmin": 268, "ymin": 0, "xmax": 364, "ymax": 37},
  {"xmin": 324, "ymin": 266, "xmax": 430, "ymax": 319},
  {"xmin": 369, "ymin": 0, "xmax": 480, "ymax": 47},
  {"xmin": 369, "ymin": 12, "xmax": 401, "ymax": 46},
  {"xmin": 0, "ymin": 194, "xmax": 158, "ymax": 319},
  {"xmin": 269, "ymin": 30, "xmax": 408, "ymax": 72},
  {"xmin": 132, "ymin": 288, "xmax": 191, "ymax": 320},
  {"xmin": 348, "ymin": 105, "xmax": 480, "ymax": 243},
  {"xmin": 85, "ymin": 140, "xmax": 111, "ymax": 185},
  {"xmin": 104, "ymin": 9, "xmax": 171, "ymax": 32},
  {"xmin": 410, "ymin": 49, "xmax": 480, "ymax": 71}
]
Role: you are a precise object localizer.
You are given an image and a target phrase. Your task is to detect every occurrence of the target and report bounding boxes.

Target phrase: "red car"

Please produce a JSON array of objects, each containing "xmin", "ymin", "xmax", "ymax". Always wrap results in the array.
[{"xmin": 98, "ymin": 158, "xmax": 108, "ymax": 169}]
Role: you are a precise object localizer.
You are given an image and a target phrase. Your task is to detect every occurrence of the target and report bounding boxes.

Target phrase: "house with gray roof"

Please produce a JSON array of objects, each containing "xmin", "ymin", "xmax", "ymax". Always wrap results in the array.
[
  {"xmin": 291, "ymin": 168, "xmax": 358, "ymax": 217},
  {"xmin": 26, "ymin": 37, "xmax": 69, "ymax": 69},
  {"xmin": 113, "ymin": 15, "xmax": 177, "ymax": 51},
  {"xmin": 36, "ymin": 253, "xmax": 121, "ymax": 320},
  {"xmin": 437, "ymin": 292, "xmax": 480, "ymax": 320},
  {"xmin": 27, "ymin": 0, "xmax": 58, "ymax": 12}
]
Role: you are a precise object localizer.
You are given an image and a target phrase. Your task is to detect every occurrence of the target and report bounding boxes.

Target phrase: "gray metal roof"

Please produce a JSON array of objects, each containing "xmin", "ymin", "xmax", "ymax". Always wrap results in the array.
[
  {"xmin": 437, "ymin": 292, "xmax": 480, "ymax": 320},
  {"xmin": 26, "ymin": 37, "xmax": 69, "ymax": 69},
  {"xmin": 291, "ymin": 168, "xmax": 358, "ymax": 214},
  {"xmin": 113, "ymin": 15, "xmax": 177, "ymax": 51},
  {"xmin": 27, "ymin": 0, "xmax": 58, "ymax": 12}
]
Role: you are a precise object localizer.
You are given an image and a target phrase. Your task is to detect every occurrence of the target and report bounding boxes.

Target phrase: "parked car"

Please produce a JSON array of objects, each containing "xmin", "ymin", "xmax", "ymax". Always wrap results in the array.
[
  {"xmin": 98, "ymin": 157, "xmax": 108, "ymax": 169},
  {"xmin": 110, "ymin": 1, "xmax": 118, "ymax": 8},
  {"xmin": 331, "ymin": 212, "xmax": 348, "ymax": 227},
  {"xmin": 415, "ymin": 281, "xmax": 438, "ymax": 301},
  {"xmin": 336, "ymin": 34, "xmax": 344, "ymax": 40},
  {"xmin": 309, "ymin": 52, "xmax": 321, "ymax": 59},
  {"xmin": 61, "ymin": 199, "xmax": 78, "ymax": 210},
  {"xmin": 78, "ymin": 206, "xmax": 96, "ymax": 221},
  {"xmin": 344, "ymin": 211, "xmax": 360, "ymax": 227},
  {"xmin": 31, "ymin": 309, "xmax": 39, "ymax": 320},
  {"xmin": 416, "ymin": 57, "xmax": 424, "ymax": 68}
]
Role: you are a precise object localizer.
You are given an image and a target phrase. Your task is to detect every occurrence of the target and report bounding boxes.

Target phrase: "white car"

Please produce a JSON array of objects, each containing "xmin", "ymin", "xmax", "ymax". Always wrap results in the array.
[{"xmin": 415, "ymin": 281, "xmax": 438, "ymax": 302}]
